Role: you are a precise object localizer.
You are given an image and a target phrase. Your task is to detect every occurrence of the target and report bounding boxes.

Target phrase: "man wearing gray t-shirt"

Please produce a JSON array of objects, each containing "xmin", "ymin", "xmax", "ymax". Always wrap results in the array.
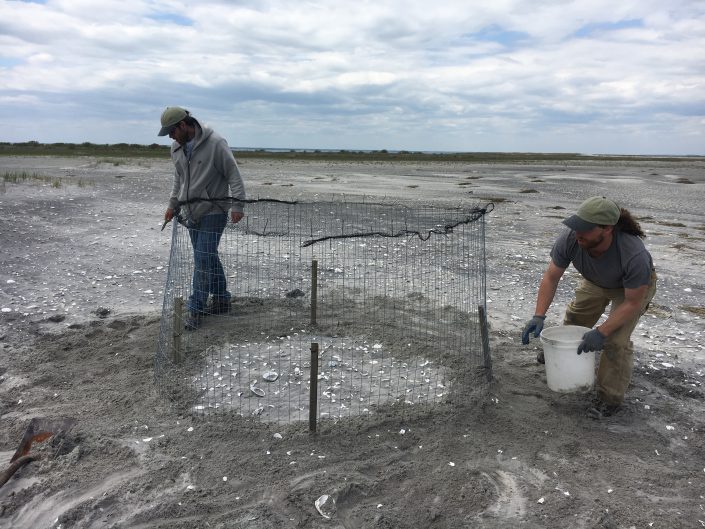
[{"xmin": 521, "ymin": 196, "xmax": 657, "ymax": 419}]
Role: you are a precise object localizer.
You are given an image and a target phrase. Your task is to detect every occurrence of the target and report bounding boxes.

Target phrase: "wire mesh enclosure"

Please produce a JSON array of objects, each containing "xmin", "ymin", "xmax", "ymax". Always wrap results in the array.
[{"xmin": 155, "ymin": 199, "xmax": 491, "ymax": 423}]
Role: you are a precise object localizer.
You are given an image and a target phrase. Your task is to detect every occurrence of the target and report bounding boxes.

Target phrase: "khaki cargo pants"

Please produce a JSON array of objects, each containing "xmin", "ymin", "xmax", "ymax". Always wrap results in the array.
[{"xmin": 563, "ymin": 270, "xmax": 657, "ymax": 406}]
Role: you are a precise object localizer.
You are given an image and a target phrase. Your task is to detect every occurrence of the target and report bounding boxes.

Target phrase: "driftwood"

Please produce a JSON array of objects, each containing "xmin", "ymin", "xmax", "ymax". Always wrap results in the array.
[
  {"xmin": 0, "ymin": 416, "xmax": 77, "ymax": 490},
  {"xmin": 0, "ymin": 455, "xmax": 38, "ymax": 489},
  {"xmin": 11, "ymin": 417, "xmax": 76, "ymax": 462}
]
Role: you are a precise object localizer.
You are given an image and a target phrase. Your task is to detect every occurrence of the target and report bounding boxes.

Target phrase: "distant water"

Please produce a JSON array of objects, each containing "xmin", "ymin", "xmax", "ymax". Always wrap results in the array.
[{"xmin": 232, "ymin": 147, "xmax": 455, "ymax": 155}]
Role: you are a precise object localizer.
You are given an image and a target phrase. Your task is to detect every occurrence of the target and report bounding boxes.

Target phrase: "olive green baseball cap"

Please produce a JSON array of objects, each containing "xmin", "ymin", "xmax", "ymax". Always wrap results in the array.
[
  {"xmin": 563, "ymin": 196, "xmax": 620, "ymax": 232},
  {"xmin": 158, "ymin": 106, "xmax": 189, "ymax": 136}
]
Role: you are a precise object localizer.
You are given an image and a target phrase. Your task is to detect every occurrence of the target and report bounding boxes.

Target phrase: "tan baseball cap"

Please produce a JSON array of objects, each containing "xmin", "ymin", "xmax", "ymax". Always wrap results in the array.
[
  {"xmin": 158, "ymin": 106, "xmax": 189, "ymax": 136},
  {"xmin": 563, "ymin": 196, "xmax": 620, "ymax": 232}
]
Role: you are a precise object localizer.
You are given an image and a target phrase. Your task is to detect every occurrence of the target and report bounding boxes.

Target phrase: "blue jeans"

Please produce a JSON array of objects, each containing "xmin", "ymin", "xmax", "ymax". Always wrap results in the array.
[{"xmin": 187, "ymin": 213, "xmax": 230, "ymax": 314}]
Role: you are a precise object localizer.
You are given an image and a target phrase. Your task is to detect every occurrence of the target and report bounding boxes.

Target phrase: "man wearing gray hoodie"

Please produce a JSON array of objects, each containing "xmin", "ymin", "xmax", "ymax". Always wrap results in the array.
[{"xmin": 158, "ymin": 106, "xmax": 246, "ymax": 330}]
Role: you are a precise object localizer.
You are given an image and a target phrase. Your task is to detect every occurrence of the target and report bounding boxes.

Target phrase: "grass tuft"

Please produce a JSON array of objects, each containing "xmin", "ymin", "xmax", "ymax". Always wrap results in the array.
[{"xmin": 681, "ymin": 306, "xmax": 705, "ymax": 317}]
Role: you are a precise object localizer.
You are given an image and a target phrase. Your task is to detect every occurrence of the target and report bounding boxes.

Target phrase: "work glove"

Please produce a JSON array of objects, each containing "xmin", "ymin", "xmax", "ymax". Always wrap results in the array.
[
  {"xmin": 521, "ymin": 315, "xmax": 546, "ymax": 345},
  {"xmin": 577, "ymin": 328, "xmax": 606, "ymax": 354}
]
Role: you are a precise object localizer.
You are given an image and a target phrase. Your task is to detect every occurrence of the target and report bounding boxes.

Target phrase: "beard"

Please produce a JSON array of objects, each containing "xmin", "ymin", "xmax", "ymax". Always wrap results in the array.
[{"xmin": 577, "ymin": 233, "xmax": 604, "ymax": 249}]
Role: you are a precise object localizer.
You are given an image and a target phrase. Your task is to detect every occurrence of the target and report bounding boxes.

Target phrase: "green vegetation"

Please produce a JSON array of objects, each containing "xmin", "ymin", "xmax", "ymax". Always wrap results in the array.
[
  {"xmin": 0, "ymin": 141, "xmax": 169, "ymax": 158},
  {"xmin": 1, "ymin": 170, "xmax": 90, "ymax": 189},
  {"xmin": 2, "ymin": 170, "xmax": 59, "ymax": 186},
  {"xmin": 102, "ymin": 158, "xmax": 127, "ymax": 166},
  {"xmin": 0, "ymin": 141, "xmax": 702, "ymax": 164},
  {"xmin": 682, "ymin": 306, "xmax": 705, "ymax": 318}
]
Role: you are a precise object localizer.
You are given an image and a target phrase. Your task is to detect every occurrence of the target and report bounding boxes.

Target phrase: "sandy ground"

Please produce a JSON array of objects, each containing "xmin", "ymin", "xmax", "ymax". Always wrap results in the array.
[{"xmin": 0, "ymin": 155, "xmax": 704, "ymax": 528}]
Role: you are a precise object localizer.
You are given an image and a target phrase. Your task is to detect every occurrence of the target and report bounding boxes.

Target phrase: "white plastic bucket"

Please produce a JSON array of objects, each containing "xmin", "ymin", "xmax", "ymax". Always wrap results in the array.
[{"xmin": 540, "ymin": 325, "xmax": 595, "ymax": 392}]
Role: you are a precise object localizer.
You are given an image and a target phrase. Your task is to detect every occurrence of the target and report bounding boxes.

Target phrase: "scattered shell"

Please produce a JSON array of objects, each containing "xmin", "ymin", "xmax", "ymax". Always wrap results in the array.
[
  {"xmin": 537, "ymin": 497, "xmax": 545, "ymax": 504},
  {"xmin": 250, "ymin": 386, "xmax": 265, "ymax": 397},
  {"xmin": 262, "ymin": 371, "xmax": 279, "ymax": 382}
]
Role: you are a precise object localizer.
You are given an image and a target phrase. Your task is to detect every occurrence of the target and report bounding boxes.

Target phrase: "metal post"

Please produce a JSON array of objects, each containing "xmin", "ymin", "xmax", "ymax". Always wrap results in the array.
[
  {"xmin": 311, "ymin": 259, "xmax": 318, "ymax": 326},
  {"xmin": 309, "ymin": 342, "xmax": 319, "ymax": 433},
  {"xmin": 173, "ymin": 297, "xmax": 184, "ymax": 364}
]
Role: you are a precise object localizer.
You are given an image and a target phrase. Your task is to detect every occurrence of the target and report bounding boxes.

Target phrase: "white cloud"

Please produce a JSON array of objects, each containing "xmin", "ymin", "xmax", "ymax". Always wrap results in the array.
[{"xmin": 0, "ymin": 0, "xmax": 703, "ymax": 153}]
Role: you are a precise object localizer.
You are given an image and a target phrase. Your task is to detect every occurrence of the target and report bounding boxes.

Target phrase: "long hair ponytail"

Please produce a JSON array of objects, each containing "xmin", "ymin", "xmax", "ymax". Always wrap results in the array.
[{"xmin": 615, "ymin": 208, "xmax": 646, "ymax": 238}]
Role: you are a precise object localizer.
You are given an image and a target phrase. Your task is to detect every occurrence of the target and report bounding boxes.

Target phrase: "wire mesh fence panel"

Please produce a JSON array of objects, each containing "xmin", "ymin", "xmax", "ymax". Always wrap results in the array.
[{"xmin": 155, "ymin": 199, "xmax": 491, "ymax": 423}]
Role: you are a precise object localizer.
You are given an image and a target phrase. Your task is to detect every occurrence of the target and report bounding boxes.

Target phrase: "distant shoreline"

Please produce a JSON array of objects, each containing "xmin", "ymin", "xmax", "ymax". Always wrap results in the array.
[{"xmin": 0, "ymin": 141, "xmax": 702, "ymax": 163}]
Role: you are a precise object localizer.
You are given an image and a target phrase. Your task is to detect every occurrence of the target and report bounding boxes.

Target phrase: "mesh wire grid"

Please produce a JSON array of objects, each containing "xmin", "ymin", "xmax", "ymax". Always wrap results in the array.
[{"xmin": 155, "ymin": 199, "xmax": 491, "ymax": 423}]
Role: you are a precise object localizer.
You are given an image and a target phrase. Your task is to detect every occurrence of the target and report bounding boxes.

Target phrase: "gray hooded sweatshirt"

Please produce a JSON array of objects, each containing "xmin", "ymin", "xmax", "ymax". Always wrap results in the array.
[{"xmin": 168, "ymin": 119, "xmax": 245, "ymax": 222}]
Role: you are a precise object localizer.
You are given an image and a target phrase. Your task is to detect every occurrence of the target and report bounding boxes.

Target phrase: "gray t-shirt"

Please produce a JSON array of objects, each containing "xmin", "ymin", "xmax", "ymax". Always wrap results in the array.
[{"xmin": 550, "ymin": 228, "xmax": 653, "ymax": 289}]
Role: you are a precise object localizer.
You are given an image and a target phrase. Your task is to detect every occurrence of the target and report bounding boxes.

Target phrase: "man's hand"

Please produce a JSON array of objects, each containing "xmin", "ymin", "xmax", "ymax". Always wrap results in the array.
[
  {"xmin": 231, "ymin": 211, "xmax": 244, "ymax": 224},
  {"xmin": 578, "ymin": 328, "xmax": 606, "ymax": 354},
  {"xmin": 161, "ymin": 208, "xmax": 175, "ymax": 231},
  {"xmin": 521, "ymin": 315, "xmax": 546, "ymax": 344}
]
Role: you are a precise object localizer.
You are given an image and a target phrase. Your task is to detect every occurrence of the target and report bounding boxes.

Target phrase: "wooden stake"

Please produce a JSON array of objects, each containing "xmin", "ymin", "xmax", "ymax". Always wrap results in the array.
[
  {"xmin": 309, "ymin": 342, "xmax": 319, "ymax": 433},
  {"xmin": 478, "ymin": 304, "xmax": 492, "ymax": 382},
  {"xmin": 311, "ymin": 259, "xmax": 318, "ymax": 326}
]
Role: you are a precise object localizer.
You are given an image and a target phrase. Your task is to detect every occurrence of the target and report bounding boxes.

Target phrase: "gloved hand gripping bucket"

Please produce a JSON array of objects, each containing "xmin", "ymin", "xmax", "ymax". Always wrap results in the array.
[{"xmin": 540, "ymin": 326, "xmax": 595, "ymax": 392}]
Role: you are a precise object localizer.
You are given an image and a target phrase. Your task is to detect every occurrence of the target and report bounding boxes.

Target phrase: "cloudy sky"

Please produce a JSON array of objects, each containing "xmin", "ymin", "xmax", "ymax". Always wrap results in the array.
[{"xmin": 2, "ymin": 0, "xmax": 704, "ymax": 154}]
